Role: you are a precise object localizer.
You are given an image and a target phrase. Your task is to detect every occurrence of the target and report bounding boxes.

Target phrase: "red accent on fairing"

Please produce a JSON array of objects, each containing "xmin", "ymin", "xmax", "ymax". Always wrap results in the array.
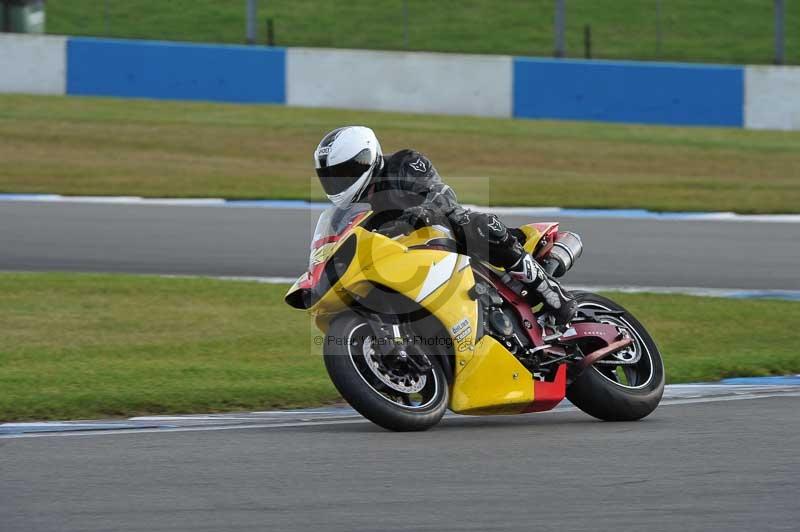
[
  {"xmin": 300, "ymin": 211, "xmax": 371, "ymax": 291},
  {"xmin": 523, "ymin": 364, "xmax": 567, "ymax": 413},
  {"xmin": 530, "ymin": 222, "xmax": 559, "ymax": 234},
  {"xmin": 297, "ymin": 262, "xmax": 326, "ymax": 290},
  {"xmin": 310, "ymin": 235, "xmax": 339, "ymax": 249},
  {"xmin": 529, "ymin": 222, "xmax": 559, "ymax": 259},
  {"xmin": 310, "ymin": 211, "xmax": 370, "ymax": 251}
]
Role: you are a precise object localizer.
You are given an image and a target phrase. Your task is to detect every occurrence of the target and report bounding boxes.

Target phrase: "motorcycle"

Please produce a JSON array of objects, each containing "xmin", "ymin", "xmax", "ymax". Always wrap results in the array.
[{"xmin": 285, "ymin": 203, "xmax": 665, "ymax": 431}]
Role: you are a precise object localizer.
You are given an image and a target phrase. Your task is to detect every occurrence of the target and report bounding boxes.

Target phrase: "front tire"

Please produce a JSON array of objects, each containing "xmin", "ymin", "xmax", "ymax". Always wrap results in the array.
[
  {"xmin": 566, "ymin": 292, "xmax": 665, "ymax": 421},
  {"xmin": 324, "ymin": 314, "xmax": 448, "ymax": 431}
]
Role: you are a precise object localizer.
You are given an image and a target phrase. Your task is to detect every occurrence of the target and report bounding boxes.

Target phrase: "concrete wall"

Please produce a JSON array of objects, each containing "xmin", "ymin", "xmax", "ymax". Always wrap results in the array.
[
  {"xmin": 287, "ymin": 48, "xmax": 512, "ymax": 118},
  {"xmin": 0, "ymin": 34, "xmax": 65, "ymax": 95},
  {"xmin": 745, "ymin": 66, "xmax": 800, "ymax": 130},
  {"xmin": 2, "ymin": 34, "xmax": 800, "ymax": 130}
]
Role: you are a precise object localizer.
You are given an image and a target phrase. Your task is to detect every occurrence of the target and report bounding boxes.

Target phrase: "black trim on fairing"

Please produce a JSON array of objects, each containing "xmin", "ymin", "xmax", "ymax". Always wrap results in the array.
[{"xmin": 408, "ymin": 238, "xmax": 460, "ymax": 253}]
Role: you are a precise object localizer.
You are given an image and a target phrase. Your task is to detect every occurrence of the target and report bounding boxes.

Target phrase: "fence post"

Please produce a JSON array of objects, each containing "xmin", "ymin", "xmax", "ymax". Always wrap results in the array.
[
  {"xmin": 656, "ymin": 0, "xmax": 663, "ymax": 58},
  {"xmin": 2, "ymin": 2, "xmax": 9, "ymax": 32},
  {"xmin": 266, "ymin": 18, "xmax": 274, "ymax": 46},
  {"xmin": 246, "ymin": 0, "xmax": 257, "ymax": 44},
  {"xmin": 774, "ymin": 0, "xmax": 785, "ymax": 65},
  {"xmin": 583, "ymin": 24, "xmax": 591, "ymax": 59},
  {"xmin": 403, "ymin": 0, "xmax": 409, "ymax": 49},
  {"xmin": 554, "ymin": 0, "xmax": 566, "ymax": 58}
]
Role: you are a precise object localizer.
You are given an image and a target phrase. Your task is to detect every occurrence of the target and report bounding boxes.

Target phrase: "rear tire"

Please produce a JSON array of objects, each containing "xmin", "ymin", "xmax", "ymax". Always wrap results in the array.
[
  {"xmin": 324, "ymin": 313, "xmax": 448, "ymax": 431},
  {"xmin": 566, "ymin": 292, "xmax": 665, "ymax": 421}
]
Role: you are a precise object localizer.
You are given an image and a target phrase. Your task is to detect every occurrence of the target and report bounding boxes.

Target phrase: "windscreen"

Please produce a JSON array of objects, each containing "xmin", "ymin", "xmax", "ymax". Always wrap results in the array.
[{"xmin": 308, "ymin": 203, "xmax": 370, "ymax": 268}]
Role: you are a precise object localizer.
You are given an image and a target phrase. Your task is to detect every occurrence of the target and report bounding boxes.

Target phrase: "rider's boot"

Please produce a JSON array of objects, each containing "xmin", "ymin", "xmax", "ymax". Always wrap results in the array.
[{"xmin": 508, "ymin": 254, "xmax": 577, "ymax": 326}]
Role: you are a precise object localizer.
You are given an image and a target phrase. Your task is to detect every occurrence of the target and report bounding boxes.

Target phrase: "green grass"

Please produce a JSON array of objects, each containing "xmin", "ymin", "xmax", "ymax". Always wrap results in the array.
[
  {"xmin": 1, "ymin": 272, "xmax": 798, "ymax": 421},
  {"xmin": 0, "ymin": 273, "xmax": 334, "ymax": 421},
  {"xmin": 2, "ymin": 94, "xmax": 800, "ymax": 213},
  {"xmin": 47, "ymin": 0, "xmax": 800, "ymax": 65}
]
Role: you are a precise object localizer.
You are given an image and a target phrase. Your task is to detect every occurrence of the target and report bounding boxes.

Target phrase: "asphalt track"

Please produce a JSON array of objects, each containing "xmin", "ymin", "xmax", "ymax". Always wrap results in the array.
[
  {"xmin": 2, "ymin": 201, "xmax": 799, "ymax": 531},
  {"xmin": 2, "ymin": 387, "xmax": 799, "ymax": 532},
  {"xmin": 1, "ymin": 201, "xmax": 799, "ymax": 289}
]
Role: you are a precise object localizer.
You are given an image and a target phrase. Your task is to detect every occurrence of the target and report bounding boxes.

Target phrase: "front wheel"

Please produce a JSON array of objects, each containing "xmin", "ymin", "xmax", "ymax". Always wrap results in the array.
[
  {"xmin": 323, "ymin": 314, "xmax": 449, "ymax": 431},
  {"xmin": 566, "ymin": 291, "xmax": 665, "ymax": 421}
]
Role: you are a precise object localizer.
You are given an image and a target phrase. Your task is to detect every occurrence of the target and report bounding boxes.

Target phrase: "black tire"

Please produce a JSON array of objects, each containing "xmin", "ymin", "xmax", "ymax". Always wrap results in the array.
[
  {"xmin": 566, "ymin": 291, "xmax": 665, "ymax": 421},
  {"xmin": 323, "ymin": 313, "xmax": 448, "ymax": 431}
]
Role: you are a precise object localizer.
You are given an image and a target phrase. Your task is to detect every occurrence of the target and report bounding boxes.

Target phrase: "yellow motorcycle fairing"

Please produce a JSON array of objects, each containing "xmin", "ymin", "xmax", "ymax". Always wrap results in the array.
[
  {"xmin": 449, "ymin": 335, "xmax": 534, "ymax": 415},
  {"xmin": 287, "ymin": 218, "xmax": 541, "ymax": 415}
]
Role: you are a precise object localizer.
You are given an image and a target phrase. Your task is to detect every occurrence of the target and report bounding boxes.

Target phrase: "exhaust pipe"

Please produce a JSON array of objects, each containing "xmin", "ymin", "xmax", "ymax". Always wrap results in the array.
[{"xmin": 544, "ymin": 231, "xmax": 583, "ymax": 277}]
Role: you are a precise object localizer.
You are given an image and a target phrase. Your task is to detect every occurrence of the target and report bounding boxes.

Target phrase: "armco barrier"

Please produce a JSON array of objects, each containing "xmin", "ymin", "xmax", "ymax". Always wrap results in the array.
[
  {"xmin": 513, "ymin": 57, "xmax": 744, "ymax": 127},
  {"xmin": 1, "ymin": 35, "xmax": 800, "ymax": 130},
  {"xmin": 66, "ymin": 38, "xmax": 285, "ymax": 104},
  {"xmin": 0, "ymin": 34, "xmax": 65, "ymax": 95}
]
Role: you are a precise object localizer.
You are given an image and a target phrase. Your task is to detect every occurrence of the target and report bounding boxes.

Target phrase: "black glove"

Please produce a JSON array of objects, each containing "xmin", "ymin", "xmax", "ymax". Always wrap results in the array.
[
  {"xmin": 398, "ymin": 205, "xmax": 437, "ymax": 229},
  {"xmin": 378, "ymin": 219, "xmax": 415, "ymax": 238}
]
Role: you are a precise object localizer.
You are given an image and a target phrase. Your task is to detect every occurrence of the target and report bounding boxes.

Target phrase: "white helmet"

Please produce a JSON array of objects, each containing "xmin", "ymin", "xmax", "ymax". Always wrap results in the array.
[{"xmin": 314, "ymin": 126, "xmax": 383, "ymax": 208}]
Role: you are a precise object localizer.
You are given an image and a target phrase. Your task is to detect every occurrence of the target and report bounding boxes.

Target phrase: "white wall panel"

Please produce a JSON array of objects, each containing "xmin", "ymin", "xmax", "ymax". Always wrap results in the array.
[
  {"xmin": 0, "ymin": 34, "xmax": 66, "ymax": 95},
  {"xmin": 287, "ymin": 48, "xmax": 511, "ymax": 117},
  {"xmin": 745, "ymin": 66, "xmax": 800, "ymax": 130}
]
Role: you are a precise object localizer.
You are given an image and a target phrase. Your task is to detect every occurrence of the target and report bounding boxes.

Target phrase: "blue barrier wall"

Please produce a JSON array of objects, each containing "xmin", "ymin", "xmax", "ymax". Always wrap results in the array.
[
  {"xmin": 16, "ymin": 35, "xmax": 759, "ymax": 127},
  {"xmin": 513, "ymin": 58, "xmax": 744, "ymax": 127},
  {"xmin": 67, "ymin": 38, "xmax": 285, "ymax": 104}
]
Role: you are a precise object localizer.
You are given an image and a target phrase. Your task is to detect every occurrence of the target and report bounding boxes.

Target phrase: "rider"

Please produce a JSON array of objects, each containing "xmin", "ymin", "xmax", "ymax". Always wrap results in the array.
[{"xmin": 313, "ymin": 126, "xmax": 577, "ymax": 325}]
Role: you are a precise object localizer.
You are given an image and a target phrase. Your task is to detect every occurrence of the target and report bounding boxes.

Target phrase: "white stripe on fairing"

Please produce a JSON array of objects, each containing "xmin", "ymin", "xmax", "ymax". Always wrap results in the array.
[
  {"xmin": 2, "ymin": 390, "xmax": 798, "ymax": 439},
  {"xmin": 1, "ymin": 195, "xmax": 799, "ymax": 223},
  {"xmin": 415, "ymin": 253, "xmax": 459, "ymax": 302}
]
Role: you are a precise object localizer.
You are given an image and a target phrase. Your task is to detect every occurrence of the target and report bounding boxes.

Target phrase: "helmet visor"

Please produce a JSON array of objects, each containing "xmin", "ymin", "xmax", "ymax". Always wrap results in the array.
[{"xmin": 316, "ymin": 148, "xmax": 373, "ymax": 195}]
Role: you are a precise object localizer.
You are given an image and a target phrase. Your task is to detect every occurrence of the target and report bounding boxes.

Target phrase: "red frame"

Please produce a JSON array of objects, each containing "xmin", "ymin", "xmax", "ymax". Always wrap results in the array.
[{"xmin": 471, "ymin": 225, "xmax": 622, "ymax": 413}]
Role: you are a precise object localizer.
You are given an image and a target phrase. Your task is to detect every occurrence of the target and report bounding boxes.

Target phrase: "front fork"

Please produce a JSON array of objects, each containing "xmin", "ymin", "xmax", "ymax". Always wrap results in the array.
[{"xmin": 352, "ymin": 307, "xmax": 434, "ymax": 374}]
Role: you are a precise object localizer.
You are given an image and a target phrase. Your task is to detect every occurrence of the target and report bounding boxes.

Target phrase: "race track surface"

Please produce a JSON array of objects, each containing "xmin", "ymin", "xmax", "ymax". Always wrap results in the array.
[
  {"xmin": 1, "ymin": 201, "xmax": 799, "ymax": 289},
  {"xmin": 2, "ymin": 391, "xmax": 799, "ymax": 532},
  {"xmin": 2, "ymin": 201, "xmax": 799, "ymax": 531}
]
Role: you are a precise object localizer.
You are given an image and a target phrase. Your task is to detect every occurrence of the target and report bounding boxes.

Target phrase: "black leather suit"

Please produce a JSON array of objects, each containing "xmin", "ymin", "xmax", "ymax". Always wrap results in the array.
[{"xmin": 362, "ymin": 149, "xmax": 526, "ymax": 270}]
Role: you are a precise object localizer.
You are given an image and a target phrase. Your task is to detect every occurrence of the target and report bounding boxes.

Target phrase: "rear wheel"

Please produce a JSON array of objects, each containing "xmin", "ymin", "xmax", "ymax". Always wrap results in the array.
[
  {"xmin": 323, "ymin": 313, "xmax": 448, "ymax": 431},
  {"xmin": 566, "ymin": 292, "xmax": 665, "ymax": 421}
]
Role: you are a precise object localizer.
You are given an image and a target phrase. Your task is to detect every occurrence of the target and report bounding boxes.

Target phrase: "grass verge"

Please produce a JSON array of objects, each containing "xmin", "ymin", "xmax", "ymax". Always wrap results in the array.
[
  {"xmin": 47, "ymin": 0, "xmax": 800, "ymax": 65},
  {"xmin": 2, "ymin": 95, "xmax": 800, "ymax": 213},
  {"xmin": 1, "ymin": 273, "xmax": 798, "ymax": 421}
]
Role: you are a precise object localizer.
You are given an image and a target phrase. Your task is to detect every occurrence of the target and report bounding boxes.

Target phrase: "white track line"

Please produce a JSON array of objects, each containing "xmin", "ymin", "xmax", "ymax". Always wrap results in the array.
[
  {"xmin": 2, "ymin": 195, "xmax": 799, "ymax": 223},
  {"xmin": 3, "ymin": 390, "xmax": 798, "ymax": 440},
  {"xmin": 156, "ymin": 275, "xmax": 800, "ymax": 301}
]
